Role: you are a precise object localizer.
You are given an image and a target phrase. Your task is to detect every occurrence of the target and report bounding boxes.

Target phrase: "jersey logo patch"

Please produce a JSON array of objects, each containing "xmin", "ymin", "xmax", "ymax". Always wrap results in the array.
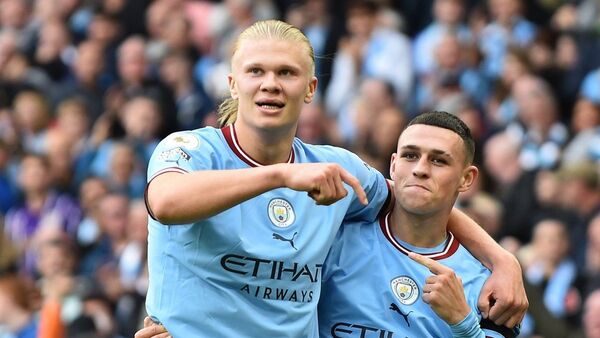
[
  {"xmin": 272, "ymin": 232, "xmax": 298, "ymax": 250},
  {"xmin": 268, "ymin": 198, "xmax": 295, "ymax": 228},
  {"xmin": 159, "ymin": 147, "xmax": 191, "ymax": 164},
  {"xmin": 390, "ymin": 276, "xmax": 419, "ymax": 305},
  {"xmin": 389, "ymin": 303, "xmax": 413, "ymax": 326},
  {"xmin": 165, "ymin": 132, "xmax": 200, "ymax": 149}
]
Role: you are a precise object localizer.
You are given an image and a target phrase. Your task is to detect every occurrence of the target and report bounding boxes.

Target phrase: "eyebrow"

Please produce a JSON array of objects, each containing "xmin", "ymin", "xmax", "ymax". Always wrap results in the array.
[
  {"xmin": 400, "ymin": 145, "xmax": 454, "ymax": 159},
  {"xmin": 243, "ymin": 62, "xmax": 302, "ymax": 73}
]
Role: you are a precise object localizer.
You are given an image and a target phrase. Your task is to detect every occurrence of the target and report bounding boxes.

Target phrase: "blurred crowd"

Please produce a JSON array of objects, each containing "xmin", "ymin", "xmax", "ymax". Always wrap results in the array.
[{"xmin": 1, "ymin": 0, "xmax": 600, "ymax": 337}]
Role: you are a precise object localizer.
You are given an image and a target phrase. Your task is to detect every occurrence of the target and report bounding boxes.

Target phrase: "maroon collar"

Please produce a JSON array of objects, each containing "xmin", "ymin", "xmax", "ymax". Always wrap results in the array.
[
  {"xmin": 221, "ymin": 124, "xmax": 295, "ymax": 167},
  {"xmin": 378, "ymin": 210, "xmax": 460, "ymax": 260}
]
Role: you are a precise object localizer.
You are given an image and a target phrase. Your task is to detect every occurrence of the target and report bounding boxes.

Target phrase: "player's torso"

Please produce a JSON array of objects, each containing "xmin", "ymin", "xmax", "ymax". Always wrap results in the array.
[
  {"xmin": 146, "ymin": 126, "xmax": 360, "ymax": 337},
  {"xmin": 318, "ymin": 212, "xmax": 489, "ymax": 338}
]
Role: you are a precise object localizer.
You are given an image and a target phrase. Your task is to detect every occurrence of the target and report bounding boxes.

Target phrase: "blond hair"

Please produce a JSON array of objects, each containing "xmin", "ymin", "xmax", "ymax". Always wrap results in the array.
[{"xmin": 218, "ymin": 20, "xmax": 315, "ymax": 126}]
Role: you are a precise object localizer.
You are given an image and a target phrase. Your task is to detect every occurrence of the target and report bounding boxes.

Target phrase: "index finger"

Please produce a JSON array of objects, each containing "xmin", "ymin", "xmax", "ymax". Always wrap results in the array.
[
  {"xmin": 408, "ymin": 252, "xmax": 452, "ymax": 275},
  {"xmin": 339, "ymin": 168, "xmax": 368, "ymax": 205}
]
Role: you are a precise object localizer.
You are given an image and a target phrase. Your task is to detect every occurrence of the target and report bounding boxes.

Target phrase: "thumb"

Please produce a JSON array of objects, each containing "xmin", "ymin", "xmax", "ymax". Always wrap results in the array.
[{"xmin": 478, "ymin": 284, "xmax": 492, "ymax": 318}]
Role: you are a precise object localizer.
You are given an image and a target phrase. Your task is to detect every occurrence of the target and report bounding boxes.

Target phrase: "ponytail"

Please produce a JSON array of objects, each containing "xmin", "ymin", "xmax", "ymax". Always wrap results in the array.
[{"xmin": 218, "ymin": 98, "xmax": 239, "ymax": 127}]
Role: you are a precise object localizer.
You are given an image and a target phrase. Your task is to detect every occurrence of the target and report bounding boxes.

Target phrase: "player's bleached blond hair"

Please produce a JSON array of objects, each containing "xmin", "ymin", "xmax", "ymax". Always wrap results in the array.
[{"xmin": 218, "ymin": 20, "xmax": 315, "ymax": 127}]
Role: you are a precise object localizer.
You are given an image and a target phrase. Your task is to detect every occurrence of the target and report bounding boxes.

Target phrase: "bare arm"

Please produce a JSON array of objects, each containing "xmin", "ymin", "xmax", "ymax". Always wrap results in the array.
[
  {"xmin": 148, "ymin": 163, "xmax": 368, "ymax": 224},
  {"xmin": 448, "ymin": 208, "xmax": 528, "ymax": 328}
]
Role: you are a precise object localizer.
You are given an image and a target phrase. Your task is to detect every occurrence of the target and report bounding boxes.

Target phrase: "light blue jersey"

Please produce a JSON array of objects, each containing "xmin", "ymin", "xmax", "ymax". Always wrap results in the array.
[
  {"xmin": 145, "ymin": 125, "xmax": 389, "ymax": 338},
  {"xmin": 319, "ymin": 210, "xmax": 519, "ymax": 338}
]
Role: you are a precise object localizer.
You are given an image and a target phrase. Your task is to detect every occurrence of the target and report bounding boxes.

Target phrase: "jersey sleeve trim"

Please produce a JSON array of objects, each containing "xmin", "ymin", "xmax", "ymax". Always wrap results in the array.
[
  {"xmin": 376, "ymin": 179, "xmax": 394, "ymax": 219},
  {"xmin": 148, "ymin": 167, "xmax": 189, "ymax": 182},
  {"xmin": 145, "ymin": 167, "xmax": 188, "ymax": 221}
]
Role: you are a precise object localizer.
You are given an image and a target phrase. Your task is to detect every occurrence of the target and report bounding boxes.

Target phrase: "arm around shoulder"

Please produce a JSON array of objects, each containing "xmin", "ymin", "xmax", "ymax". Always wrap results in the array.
[{"xmin": 447, "ymin": 208, "xmax": 528, "ymax": 328}]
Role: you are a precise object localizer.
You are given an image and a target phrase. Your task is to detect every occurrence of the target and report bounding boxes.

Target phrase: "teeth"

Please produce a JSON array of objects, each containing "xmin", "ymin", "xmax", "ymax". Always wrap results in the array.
[{"xmin": 260, "ymin": 104, "xmax": 280, "ymax": 109}]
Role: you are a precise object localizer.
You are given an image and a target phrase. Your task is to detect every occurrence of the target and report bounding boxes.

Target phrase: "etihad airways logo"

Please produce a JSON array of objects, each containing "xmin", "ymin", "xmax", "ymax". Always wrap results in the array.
[
  {"xmin": 220, "ymin": 254, "xmax": 322, "ymax": 283},
  {"xmin": 220, "ymin": 253, "xmax": 321, "ymax": 303}
]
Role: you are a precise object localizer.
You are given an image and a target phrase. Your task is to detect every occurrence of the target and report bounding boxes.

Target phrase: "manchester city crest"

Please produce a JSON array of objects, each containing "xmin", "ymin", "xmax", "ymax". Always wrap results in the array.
[
  {"xmin": 268, "ymin": 198, "xmax": 295, "ymax": 228},
  {"xmin": 391, "ymin": 276, "xmax": 419, "ymax": 305}
]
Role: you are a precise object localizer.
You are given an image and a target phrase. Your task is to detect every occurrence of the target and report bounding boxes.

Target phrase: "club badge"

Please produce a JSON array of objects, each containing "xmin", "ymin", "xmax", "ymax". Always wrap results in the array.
[
  {"xmin": 268, "ymin": 198, "xmax": 295, "ymax": 228},
  {"xmin": 391, "ymin": 276, "xmax": 419, "ymax": 305}
]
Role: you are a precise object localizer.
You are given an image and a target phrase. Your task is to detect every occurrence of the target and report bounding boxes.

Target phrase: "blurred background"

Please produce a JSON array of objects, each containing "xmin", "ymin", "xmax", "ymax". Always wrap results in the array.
[{"xmin": 1, "ymin": 0, "xmax": 600, "ymax": 337}]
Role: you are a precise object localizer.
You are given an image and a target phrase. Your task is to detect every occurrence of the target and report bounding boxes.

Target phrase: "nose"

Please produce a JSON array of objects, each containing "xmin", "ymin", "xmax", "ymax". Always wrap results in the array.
[
  {"xmin": 412, "ymin": 157, "xmax": 430, "ymax": 179},
  {"xmin": 260, "ymin": 71, "xmax": 281, "ymax": 93}
]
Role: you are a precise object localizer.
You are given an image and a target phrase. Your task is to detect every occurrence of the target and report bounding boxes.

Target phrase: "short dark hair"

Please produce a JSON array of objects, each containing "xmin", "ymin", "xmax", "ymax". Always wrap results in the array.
[{"xmin": 407, "ymin": 111, "xmax": 475, "ymax": 164}]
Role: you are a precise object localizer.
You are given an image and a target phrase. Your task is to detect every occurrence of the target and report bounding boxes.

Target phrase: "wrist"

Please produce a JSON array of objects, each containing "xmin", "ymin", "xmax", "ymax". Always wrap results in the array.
[
  {"xmin": 450, "ymin": 310, "xmax": 480, "ymax": 336},
  {"xmin": 448, "ymin": 306, "xmax": 472, "ymax": 325},
  {"xmin": 491, "ymin": 250, "xmax": 520, "ymax": 272}
]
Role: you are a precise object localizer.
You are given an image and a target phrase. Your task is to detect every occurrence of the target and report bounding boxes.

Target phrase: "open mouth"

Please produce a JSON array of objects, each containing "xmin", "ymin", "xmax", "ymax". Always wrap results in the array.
[{"xmin": 256, "ymin": 100, "xmax": 285, "ymax": 110}]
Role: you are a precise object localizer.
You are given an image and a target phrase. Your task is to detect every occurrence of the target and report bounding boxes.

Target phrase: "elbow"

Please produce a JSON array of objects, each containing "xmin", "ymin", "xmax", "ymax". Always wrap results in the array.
[{"xmin": 148, "ymin": 193, "xmax": 180, "ymax": 225}]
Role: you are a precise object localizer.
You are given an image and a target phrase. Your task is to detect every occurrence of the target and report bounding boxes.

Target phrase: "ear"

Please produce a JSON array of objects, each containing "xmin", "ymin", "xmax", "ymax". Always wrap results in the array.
[
  {"xmin": 389, "ymin": 153, "xmax": 398, "ymax": 181},
  {"xmin": 458, "ymin": 165, "xmax": 478, "ymax": 193},
  {"xmin": 304, "ymin": 76, "xmax": 318, "ymax": 104},
  {"xmin": 228, "ymin": 74, "xmax": 238, "ymax": 99}
]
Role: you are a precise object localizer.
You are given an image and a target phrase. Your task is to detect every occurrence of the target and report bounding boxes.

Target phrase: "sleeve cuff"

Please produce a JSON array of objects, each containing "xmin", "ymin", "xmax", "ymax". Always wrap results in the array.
[{"xmin": 450, "ymin": 311, "xmax": 482, "ymax": 338}]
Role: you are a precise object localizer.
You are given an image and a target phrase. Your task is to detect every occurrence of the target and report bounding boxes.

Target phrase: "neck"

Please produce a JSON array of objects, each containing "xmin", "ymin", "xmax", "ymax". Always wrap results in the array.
[
  {"xmin": 389, "ymin": 203, "xmax": 451, "ymax": 248},
  {"xmin": 233, "ymin": 122, "xmax": 296, "ymax": 165},
  {"xmin": 6, "ymin": 309, "xmax": 31, "ymax": 333},
  {"xmin": 27, "ymin": 191, "xmax": 48, "ymax": 212},
  {"xmin": 174, "ymin": 80, "xmax": 193, "ymax": 99}
]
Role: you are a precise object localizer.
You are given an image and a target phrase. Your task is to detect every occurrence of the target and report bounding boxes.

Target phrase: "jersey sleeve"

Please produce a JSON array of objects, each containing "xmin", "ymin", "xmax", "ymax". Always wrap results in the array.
[
  {"xmin": 342, "ymin": 151, "xmax": 391, "ymax": 223},
  {"xmin": 147, "ymin": 131, "xmax": 213, "ymax": 181},
  {"xmin": 146, "ymin": 131, "xmax": 217, "ymax": 220},
  {"xmin": 450, "ymin": 311, "xmax": 519, "ymax": 338}
]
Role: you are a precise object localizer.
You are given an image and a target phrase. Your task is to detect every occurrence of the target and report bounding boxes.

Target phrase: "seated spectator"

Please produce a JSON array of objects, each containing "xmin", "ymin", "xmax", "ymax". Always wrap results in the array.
[
  {"xmin": 11, "ymin": 90, "xmax": 51, "ymax": 155},
  {"xmin": 5, "ymin": 154, "xmax": 82, "ymax": 276},
  {"xmin": 562, "ymin": 99, "xmax": 600, "ymax": 166},
  {"xmin": 521, "ymin": 218, "xmax": 578, "ymax": 319},
  {"xmin": 556, "ymin": 162, "xmax": 600, "ymax": 268},
  {"xmin": 325, "ymin": 0, "xmax": 412, "ymax": 114},
  {"xmin": 106, "ymin": 142, "xmax": 146, "ymax": 199},
  {"xmin": 0, "ymin": 274, "xmax": 38, "ymax": 338},
  {"xmin": 413, "ymin": 0, "xmax": 472, "ymax": 77},
  {"xmin": 478, "ymin": 0, "xmax": 537, "ymax": 78}
]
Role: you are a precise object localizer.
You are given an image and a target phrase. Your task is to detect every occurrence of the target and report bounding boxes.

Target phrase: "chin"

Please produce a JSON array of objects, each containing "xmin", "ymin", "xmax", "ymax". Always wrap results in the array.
[{"xmin": 399, "ymin": 200, "xmax": 432, "ymax": 215}]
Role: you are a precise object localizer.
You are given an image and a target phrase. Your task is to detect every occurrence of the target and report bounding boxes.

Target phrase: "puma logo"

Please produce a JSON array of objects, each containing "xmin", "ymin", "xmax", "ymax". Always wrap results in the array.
[
  {"xmin": 272, "ymin": 232, "xmax": 298, "ymax": 250},
  {"xmin": 390, "ymin": 303, "xmax": 412, "ymax": 327}
]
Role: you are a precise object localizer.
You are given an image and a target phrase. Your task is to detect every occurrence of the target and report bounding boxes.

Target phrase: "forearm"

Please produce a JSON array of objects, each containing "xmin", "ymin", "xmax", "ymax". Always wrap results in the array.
[
  {"xmin": 448, "ymin": 208, "xmax": 512, "ymax": 270},
  {"xmin": 147, "ymin": 165, "xmax": 285, "ymax": 224}
]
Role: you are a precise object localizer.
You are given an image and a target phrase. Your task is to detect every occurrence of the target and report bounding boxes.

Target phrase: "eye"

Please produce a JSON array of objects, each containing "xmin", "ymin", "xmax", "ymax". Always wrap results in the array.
[
  {"xmin": 431, "ymin": 158, "xmax": 448, "ymax": 165},
  {"xmin": 248, "ymin": 68, "xmax": 263, "ymax": 75},
  {"xmin": 400, "ymin": 152, "xmax": 418, "ymax": 161},
  {"xmin": 279, "ymin": 68, "xmax": 294, "ymax": 76}
]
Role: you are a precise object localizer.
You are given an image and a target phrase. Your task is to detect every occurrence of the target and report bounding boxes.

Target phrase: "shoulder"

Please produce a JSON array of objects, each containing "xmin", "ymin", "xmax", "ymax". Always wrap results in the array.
[
  {"xmin": 295, "ymin": 140, "xmax": 358, "ymax": 163},
  {"xmin": 160, "ymin": 127, "xmax": 220, "ymax": 146},
  {"xmin": 153, "ymin": 127, "xmax": 223, "ymax": 155}
]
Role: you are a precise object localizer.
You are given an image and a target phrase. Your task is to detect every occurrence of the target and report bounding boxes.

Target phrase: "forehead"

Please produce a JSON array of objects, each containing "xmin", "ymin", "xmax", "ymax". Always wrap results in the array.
[
  {"xmin": 398, "ymin": 124, "xmax": 464, "ymax": 156},
  {"xmin": 232, "ymin": 38, "xmax": 312, "ymax": 71}
]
